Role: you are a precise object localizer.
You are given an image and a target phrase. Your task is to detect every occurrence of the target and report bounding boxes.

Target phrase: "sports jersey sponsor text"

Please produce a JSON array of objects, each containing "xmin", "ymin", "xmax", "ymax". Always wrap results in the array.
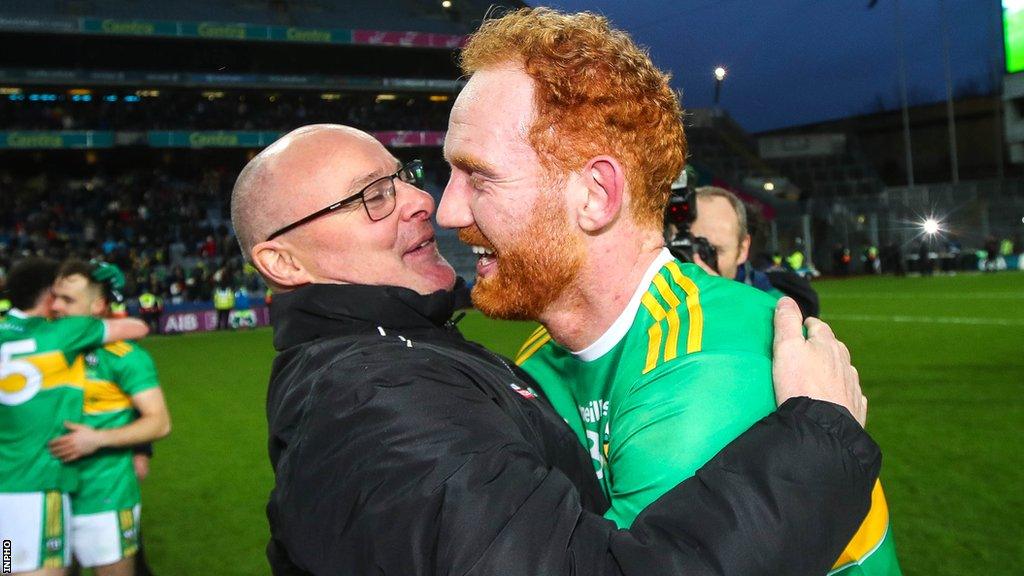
[{"xmin": 578, "ymin": 399, "xmax": 609, "ymax": 424}]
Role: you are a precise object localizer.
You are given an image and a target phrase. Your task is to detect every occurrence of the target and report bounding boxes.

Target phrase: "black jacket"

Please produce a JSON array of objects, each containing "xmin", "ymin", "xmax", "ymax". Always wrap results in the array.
[{"xmin": 266, "ymin": 283, "xmax": 881, "ymax": 576}]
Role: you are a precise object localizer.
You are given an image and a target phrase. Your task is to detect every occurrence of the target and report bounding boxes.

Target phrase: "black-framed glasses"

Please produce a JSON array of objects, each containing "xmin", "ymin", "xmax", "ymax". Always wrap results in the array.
[{"xmin": 266, "ymin": 159, "xmax": 424, "ymax": 241}]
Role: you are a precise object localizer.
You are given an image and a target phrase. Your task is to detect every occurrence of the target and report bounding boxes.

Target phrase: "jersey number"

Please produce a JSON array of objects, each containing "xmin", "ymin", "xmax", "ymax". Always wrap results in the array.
[{"xmin": 0, "ymin": 339, "xmax": 42, "ymax": 405}]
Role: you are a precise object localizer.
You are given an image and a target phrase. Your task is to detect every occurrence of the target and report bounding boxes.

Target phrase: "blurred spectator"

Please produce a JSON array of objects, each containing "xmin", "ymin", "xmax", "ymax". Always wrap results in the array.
[
  {"xmin": 1, "ymin": 168, "xmax": 267, "ymax": 307},
  {"xmin": 0, "ymin": 90, "xmax": 452, "ymax": 132}
]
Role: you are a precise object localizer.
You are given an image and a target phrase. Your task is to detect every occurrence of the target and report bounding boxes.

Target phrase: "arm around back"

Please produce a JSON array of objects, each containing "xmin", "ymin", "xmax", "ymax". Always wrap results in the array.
[
  {"xmin": 269, "ymin": 350, "xmax": 880, "ymax": 576},
  {"xmin": 102, "ymin": 317, "xmax": 149, "ymax": 343}
]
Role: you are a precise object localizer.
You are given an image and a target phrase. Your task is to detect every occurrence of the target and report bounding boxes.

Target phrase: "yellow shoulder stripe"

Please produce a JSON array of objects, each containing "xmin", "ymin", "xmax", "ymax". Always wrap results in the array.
[
  {"xmin": 831, "ymin": 480, "xmax": 891, "ymax": 571},
  {"xmin": 103, "ymin": 341, "xmax": 132, "ymax": 357},
  {"xmin": 515, "ymin": 327, "xmax": 552, "ymax": 365},
  {"xmin": 84, "ymin": 379, "xmax": 133, "ymax": 414},
  {"xmin": 665, "ymin": 261, "xmax": 703, "ymax": 354},
  {"xmin": 640, "ymin": 292, "xmax": 667, "ymax": 374},
  {"xmin": 651, "ymin": 275, "xmax": 682, "ymax": 362},
  {"xmin": 639, "ymin": 264, "xmax": 705, "ymax": 375},
  {"xmin": 518, "ymin": 325, "xmax": 548, "ymax": 354}
]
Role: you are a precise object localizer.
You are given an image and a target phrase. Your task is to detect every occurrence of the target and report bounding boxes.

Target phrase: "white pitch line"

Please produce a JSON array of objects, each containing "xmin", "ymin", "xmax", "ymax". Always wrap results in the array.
[
  {"xmin": 825, "ymin": 293, "xmax": 1024, "ymax": 300},
  {"xmin": 825, "ymin": 314, "xmax": 1024, "ymax": 327}
]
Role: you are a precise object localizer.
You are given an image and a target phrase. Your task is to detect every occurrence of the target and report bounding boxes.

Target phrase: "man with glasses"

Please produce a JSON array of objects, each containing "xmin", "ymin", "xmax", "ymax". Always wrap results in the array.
[{"xmin": 232, "ymin": 123, "xmax": 878, "ymax": 575}]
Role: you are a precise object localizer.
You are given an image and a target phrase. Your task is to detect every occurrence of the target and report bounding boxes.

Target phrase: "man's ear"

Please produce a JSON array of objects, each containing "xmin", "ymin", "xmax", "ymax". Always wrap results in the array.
[
  {"xmin": 251, "ymin": 241, "xmax": 313, "ymax": 289},
  {"xmin": 90, "ymin": 296, "xmax": 108, "ymax": 317},
  {"xmin": 576, "ymin": 156, "xmax": 625, "ymax": 232},
  {"xmin": 738, "ymin": 234, "xmax": 752, "ymax": 265}
]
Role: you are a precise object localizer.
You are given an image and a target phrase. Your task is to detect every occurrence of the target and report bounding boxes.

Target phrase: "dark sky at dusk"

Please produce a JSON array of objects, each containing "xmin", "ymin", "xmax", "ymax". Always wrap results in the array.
[{"xmin": 540, "ymin": 0, "xmax": 1003, "ymax": 133}]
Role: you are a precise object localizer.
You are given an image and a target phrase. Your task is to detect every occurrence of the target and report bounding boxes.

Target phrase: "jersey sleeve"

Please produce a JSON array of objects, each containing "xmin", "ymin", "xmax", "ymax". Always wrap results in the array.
[
  {"xmin": 113, "ymin": 344, "xmax": 160, "ymax": 396},
  {"xmin": 604, "ymin": 350, "xmax": 775, "ymax": 527},
  {"xmin": 48, "ymin": 316, "xmax": 106, "ymax": 362},
  {"xmin": 830, "ymin": 480, "xmax": 903, "ymax": 575}
]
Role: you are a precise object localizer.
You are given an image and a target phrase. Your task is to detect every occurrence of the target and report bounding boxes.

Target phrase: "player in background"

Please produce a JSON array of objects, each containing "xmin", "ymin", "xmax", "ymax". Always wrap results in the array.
[
  {"xmin": 48, "ymin": 260, "xmax": 171, "ymax": 576},
  {"xmin": 0, "ymin": 257, "xmax": 148, "ymax": 576}
]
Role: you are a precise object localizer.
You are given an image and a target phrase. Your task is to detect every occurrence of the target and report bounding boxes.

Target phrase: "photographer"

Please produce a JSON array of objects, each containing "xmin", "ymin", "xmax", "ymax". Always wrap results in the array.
[{"xmin": 666, "ymin": 182, "xmax": 819, "ymax": 319}]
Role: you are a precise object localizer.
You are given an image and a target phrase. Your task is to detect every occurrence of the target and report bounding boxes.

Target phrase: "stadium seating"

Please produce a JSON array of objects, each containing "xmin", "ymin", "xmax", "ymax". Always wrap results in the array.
[
  {"xmin": 0, "ymin": 89, "xmax": 453, "ymax": 131},
  {"xmin": 2, "ymin": 0, "xmax": 512, "ymax": 34}
]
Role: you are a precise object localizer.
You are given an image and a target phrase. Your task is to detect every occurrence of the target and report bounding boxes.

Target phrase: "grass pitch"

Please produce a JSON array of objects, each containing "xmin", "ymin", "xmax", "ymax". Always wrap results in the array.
[{"xmin": 136, "ymin": 272, "xmax": 1023, "ymax": 575}]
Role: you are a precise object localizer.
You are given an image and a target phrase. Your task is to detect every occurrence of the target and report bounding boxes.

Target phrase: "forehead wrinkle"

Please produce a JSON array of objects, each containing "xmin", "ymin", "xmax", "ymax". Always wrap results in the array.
[{"xmin": 347, "ymin": 158, "xmax": 400, "ymax": 193}]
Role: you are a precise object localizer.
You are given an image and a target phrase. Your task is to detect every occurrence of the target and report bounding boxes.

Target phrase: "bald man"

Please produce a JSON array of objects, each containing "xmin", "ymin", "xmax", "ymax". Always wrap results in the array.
[{"xmin": 232, "ymin": 124, "xmax": 879, "ymax": 576}]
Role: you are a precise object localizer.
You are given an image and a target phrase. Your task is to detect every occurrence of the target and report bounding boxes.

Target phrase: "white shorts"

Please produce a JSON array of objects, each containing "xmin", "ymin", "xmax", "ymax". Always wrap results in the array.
[
  {"xmin": 0, "ymin": 491, "xmax": 72, "ymax": 572},
  {"xmin": 71, "ymin": 504, "xmax": 141, "ymax": 568}
]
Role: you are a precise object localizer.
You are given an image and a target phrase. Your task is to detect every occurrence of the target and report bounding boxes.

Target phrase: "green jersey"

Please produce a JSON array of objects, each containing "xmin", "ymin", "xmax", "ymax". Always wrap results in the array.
[
  {"xmin": 520, "ymin": 250, "xmax": 901, "ymax": 575},
  {"xmin": 519, "ymin": 250, "xmax": 777, "ymax": 525},
  {"xmin": 72, "ymin": 340, "xmax": 159, "ymax": 515},
  {"xmin": 0, "ymin": 310, "xmax": 106, "ymax": 493}
]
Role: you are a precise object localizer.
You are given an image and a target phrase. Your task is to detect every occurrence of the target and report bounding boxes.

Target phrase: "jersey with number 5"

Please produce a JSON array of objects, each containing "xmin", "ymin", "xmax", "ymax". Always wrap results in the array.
[{"xmin": 0, "ymin": 310, "xmax": 106, "ymax": 493}]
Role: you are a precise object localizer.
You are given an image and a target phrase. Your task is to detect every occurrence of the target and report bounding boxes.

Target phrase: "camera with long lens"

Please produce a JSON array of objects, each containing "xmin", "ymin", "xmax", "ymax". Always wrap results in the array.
[{"xmin": 665, "ymin": 172, "xmax": 718, "ymax": 273}]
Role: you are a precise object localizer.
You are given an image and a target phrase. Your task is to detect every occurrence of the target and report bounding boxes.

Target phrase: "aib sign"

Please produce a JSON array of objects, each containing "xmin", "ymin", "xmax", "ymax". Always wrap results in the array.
[{"xmin": 161, "ymin": 311, "xmax": 217, "ymax": 333}]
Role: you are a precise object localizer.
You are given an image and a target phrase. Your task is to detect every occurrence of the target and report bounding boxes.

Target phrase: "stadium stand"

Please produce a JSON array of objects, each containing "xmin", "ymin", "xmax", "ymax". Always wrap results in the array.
[
  {"xmin": 760, "ymin": 132, "xmax": 887, "ymax": 198},
  {"xmin": 687, "ymin": 109, "xmax": 793, "ymax": 197},
  {"xmin": 0, "ymin": 0, "xmax": 1018, "ymax": 309},
  {"xmin": 2, "ymin": 0, "xmax": 502, "ymax": 34},
  {"xmin": 0, "ymin": 89, "xmax": 453, "ymax": 131},
  {"xmin": 0, "ymin": 0, "xmax": 530, "ymax": 313}
]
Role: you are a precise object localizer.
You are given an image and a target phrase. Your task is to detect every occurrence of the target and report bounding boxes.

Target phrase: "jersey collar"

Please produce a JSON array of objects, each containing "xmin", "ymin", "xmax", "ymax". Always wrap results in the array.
[
  {"xmin": 572, "ymin": 248, "xmax": 675, "ymax": 362},
  {"xmin": 7, "ymin": 308, "xmax": 28, "ymax": 319}
]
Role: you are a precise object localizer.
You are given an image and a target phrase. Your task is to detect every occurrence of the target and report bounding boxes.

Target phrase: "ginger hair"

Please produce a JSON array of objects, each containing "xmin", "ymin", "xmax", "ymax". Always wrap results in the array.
[{"xmin": 460, "ymin": 8, "xmax": 687, "ymax": 230}]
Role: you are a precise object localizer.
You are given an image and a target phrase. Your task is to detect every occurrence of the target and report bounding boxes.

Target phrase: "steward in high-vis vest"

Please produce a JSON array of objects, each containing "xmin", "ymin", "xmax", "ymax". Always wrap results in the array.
[
  {"xmin": 213, "ymin": 286, "xmax": 235, "ymax": 331},
  {"xmin": 786, "ymin": 249, "xmax": 805, "ymax": 272},
  {"xmin": 138, "ymin": 291, "xmax": 163, "ymax": 334}
]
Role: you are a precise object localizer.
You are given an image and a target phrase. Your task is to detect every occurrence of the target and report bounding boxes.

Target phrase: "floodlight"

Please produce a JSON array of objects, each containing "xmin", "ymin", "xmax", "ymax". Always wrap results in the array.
[{"xmin": 922, "ymin": 218, "xmax": 940, "ymax": 235}]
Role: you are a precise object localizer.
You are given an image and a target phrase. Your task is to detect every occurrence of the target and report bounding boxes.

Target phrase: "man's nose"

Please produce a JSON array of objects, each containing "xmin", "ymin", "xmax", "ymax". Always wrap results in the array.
[
  {"xmin": 395, "ymin": 180, "xmax": 435, "ymax": 221},
  {"xmin": 437, "ymin": 175, "xmax": 472, "ymax": 229}
]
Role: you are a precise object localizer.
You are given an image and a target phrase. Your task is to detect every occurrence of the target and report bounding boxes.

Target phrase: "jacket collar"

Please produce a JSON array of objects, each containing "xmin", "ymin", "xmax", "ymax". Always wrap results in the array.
[{"xmin": 271, "ymin": 278, "xmax": 468, "ymax": 351}]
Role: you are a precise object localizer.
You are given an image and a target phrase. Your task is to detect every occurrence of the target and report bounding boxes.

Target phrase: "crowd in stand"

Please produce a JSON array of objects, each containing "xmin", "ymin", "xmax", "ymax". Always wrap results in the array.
[
  {"xmin": 0, "ymin": 168, "xmax": 265, "ymax": 308},
  {"xmin": 0, "ymin": 90, "xmax": 453, "ymax": 132}
]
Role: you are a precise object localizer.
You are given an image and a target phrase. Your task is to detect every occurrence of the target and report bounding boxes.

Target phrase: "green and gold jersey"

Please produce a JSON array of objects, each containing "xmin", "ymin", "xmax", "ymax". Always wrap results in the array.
[
  {"xmin": 518, "ymin": 250, "xmax": 776, "ymax": 526},
  {"xmin": 0, "ymin": 310, "xmax": 106, "ymax": 493},
  {"xmin": 519, "ymin": 249, "xmax": 901, "ymax": 575},
  {"xmin": 72, "ymin": 340, "xmax": 159, "ymax": 515}
]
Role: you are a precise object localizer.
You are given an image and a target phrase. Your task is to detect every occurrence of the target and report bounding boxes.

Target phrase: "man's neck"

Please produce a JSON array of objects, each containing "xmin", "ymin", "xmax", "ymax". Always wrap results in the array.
[{"xmin": 539, "ymin": 235, "xmax": 664, "ymax": 352}]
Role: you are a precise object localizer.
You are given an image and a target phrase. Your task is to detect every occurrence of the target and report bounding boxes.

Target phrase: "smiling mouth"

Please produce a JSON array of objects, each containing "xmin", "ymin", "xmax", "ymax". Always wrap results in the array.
[
  {"xmin": 406, "ymin": 237, "xmax": 436, "ymax": 255},
  {"xmin": 470, "ymin": 244, "xmax": 498, "ymax": 277}
]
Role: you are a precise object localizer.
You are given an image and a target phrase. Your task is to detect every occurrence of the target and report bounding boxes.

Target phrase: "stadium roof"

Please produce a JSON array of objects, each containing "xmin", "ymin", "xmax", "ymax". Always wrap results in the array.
[{"xmin": 0, "ymin": 0, "xmax": 529, "ymax": 35}]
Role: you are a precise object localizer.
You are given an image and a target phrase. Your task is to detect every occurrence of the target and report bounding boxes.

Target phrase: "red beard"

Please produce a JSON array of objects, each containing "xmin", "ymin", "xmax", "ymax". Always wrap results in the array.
[{"xmin": 458, "ymin": 194, "xmax": 584, "ymax": 320}]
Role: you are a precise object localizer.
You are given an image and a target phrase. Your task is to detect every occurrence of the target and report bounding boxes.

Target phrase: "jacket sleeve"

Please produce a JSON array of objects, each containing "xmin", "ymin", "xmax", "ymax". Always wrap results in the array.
[
  {"xmin": 570, "ymin": 397, "xmax": 881, "ymax": 576},
  {"xmin": 271, "ymin": 351, "xmax": 879, "ymax": 576}
]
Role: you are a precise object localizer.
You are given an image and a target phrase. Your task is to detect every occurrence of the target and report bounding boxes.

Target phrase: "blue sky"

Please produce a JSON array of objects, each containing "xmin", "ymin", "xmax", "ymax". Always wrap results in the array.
[{"xmin": 540, "ymin": 0, "xmax": 1002, "ymax": 132}]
